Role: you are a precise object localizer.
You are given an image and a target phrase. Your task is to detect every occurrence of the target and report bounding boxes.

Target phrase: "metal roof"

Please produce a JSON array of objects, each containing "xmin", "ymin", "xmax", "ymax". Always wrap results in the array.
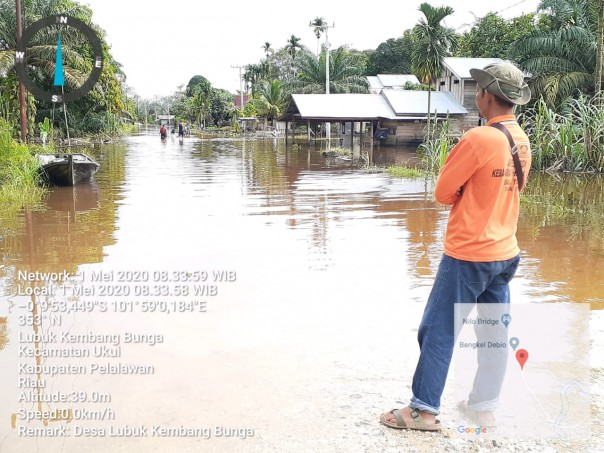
[
  {"xmin": 367, "ymin": 76, "xmax": 383, "ymax": 90},
  {"xmin": 443, "ymin": 57, "xmax": 505, "ymax": 79},
  {"xmin": 281, "ymin": 90, "xmax": 467, "ymax": 121},
  {"xmin": 286, "ymin": 94, "xmax": 395, "ymax": 120},
  {"xmin": 367, "ymin": 74, "xmax": 421, "ymax": 91},
  {"xmin": 377, "ymin": 74, "xmax": 420, "ymax": 87},
  {"xmin": 381, "ymin": 90, "xmax": 467, "ymax": 116}
]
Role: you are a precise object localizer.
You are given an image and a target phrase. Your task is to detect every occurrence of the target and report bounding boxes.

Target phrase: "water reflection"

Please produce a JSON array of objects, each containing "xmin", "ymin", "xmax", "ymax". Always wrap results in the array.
[
  {"xmin": 0, "ymin": 131, "xmax": 602, "ymax": 452},
  {"xmin": 518, "ymin": 173, "xmax": 604, "ymax": 307}
]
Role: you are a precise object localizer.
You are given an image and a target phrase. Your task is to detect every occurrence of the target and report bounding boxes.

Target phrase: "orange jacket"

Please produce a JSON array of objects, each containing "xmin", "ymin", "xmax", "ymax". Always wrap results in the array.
[{"xmin": 434, "ymin": 115, "xmax": 531, "ymax": 262}]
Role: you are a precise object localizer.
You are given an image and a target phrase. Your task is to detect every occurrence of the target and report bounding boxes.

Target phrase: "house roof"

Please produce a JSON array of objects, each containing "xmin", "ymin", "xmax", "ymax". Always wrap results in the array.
[
  {"xmin": 281, "ymin": 90, "xmax": 466, "ymax": 121},
  {"xmin": 443, "ymin": 57, "xmax": 505, "ymax": 79},
  {"xmin": 367, "ymin": 76, "xmax": 383, "ymax": 90},
  {"xmin": 382, "ymin": 89, "xmax": 467, "ymax": 116},
  {"xmin": 376, "ymin": 74, "xmax": 420, "ymax": 87},
  {"xmin": 367, "ymin": 74, "xmax": 420, "ymax": 91},
  {"xmin": 284, "ymin": 94, "xmax": 395, "ymax": 121}
]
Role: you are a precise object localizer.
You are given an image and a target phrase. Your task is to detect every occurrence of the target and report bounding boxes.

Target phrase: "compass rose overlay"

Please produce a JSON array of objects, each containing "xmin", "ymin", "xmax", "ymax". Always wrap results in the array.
[{"xmin": 15, "ymin": 15, "xmax": 104, "ymax": 103}]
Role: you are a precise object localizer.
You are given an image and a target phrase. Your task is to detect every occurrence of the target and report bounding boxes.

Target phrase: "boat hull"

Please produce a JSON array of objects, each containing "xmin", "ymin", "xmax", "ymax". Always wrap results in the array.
[{"xmin": 37, "ymin": 154, "xmax": 100, "ymax": 186}]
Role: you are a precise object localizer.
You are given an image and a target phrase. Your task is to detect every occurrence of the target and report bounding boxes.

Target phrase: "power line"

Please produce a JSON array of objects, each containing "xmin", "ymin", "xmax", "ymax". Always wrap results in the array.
[{"xmin": 453, "ymin": 0, "xmax": 533, "ymax": 31}]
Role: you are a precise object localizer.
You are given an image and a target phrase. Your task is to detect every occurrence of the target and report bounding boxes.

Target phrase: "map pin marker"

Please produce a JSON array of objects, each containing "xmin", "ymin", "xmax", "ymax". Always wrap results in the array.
[
  {"xmin": 516, "ymin": 349, "xmax": 529, "ymax": 370},
  {"xmin": 501, "ymin": 314, "xmax": 511, "ymax": 328},
  {"xmin": 509, "ymin": 337, "xmax": 520, "ymax": 350}
]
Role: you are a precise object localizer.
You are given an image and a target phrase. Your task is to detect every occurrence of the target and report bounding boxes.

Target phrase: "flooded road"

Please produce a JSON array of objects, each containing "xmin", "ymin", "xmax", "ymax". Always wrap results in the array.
[{"xmin": 0, "ymin": 130, "xmax": 602, "ymax": 452}]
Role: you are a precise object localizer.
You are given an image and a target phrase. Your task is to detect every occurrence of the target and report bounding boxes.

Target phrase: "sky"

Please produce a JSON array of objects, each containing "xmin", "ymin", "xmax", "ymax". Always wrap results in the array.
[{"xmin": 82, "ymin": 0, "xmax": 541, "ymax": 99}]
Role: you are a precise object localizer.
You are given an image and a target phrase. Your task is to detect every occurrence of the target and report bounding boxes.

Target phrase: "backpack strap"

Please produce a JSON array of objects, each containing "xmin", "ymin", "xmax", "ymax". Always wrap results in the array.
[{"xmin": 490, "ymin": 122, "xmax": 525, "ymax": 191}]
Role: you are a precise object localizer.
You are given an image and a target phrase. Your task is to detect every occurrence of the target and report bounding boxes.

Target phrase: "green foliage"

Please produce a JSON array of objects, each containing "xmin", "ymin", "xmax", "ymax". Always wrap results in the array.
[
  {"xmin": 291, "ymin": 47, "xmax": 368, "ymax": 94},
  {"xmin": 0, "ymin": 119, "xmax": 44, "ymax": 205},
  {"xmin": 386, "ymin": 166, "xmax": 425, "ymax": 178},
  {"xmin": 411, "ymin": 3, "xmax": 457, "ymax": 85},
  {"xmin": 412, "ymin": 2, "xmax": 456, "ymax": 140},
  {"xmin": 285, "ymin": 35, "xmax": 303, "ymax": 60},
  {"xmin": 367, "ymin": 31, "xmax": 415, "ymax": 75},
  {"xmin": 417, "ymin": 117, "xmax": 459, "ymax": 173},
  {"xmin": 242, "ymin": 101, "xmax": 257, "ymax": 118},
  {"xmin": 186, "ymin": 75, "xmax": 212, "ymax": 97},
  {"xmin": 310, "ymin": 17, "xmax": 327, "ymax": 56},
  {"xmin": 0, "ymin": 0, "xmax": 131, "ymax": 138},
  {"xmin": 511, "ymin": 0, "xmax": 599, "ymax": 107},
  {"xmin": 0, "ymin": 72, "xmax": 37, "ymax": 134},
  {"xmin": 455, "ymin": 12, "xmax": 537, "ymax": 60},
  {"xmin": 209, "ymin": 88, "xmax": 237, "ymax": 127},
  {"xmin": 519, "ymin": 95, "xmax": 604, "ymax": 172},
  {"xmin": 252, "ymin": 80, "xmax": 289, "ymax": 122}
]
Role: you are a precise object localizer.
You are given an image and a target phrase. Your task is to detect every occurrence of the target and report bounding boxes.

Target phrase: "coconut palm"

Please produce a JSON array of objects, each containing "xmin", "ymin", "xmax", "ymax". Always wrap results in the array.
[
  {"xmin": 310, "ymin": 17, "xmax": 326, "ymax": 56},
  {"xmin": 411, "ymin": 2, "xmax": 456, "ymax": 138},
  {"xmin": 511, "ymin": 0, "xmax": 600, "ymax": 108},
  {"xmin": 285, "ymin": 35, "xmax": 302, "ymax": 61},
  {"xmin": 254, "ymin": 79, "xmax": 289, "ymax": 125},
  {"xmin": 291, "ymin": 47, "xmax": 368, "ymax": 94}
]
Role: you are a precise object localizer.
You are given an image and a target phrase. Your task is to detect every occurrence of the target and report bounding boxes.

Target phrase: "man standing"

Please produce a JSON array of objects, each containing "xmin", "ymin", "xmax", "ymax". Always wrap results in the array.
[{"xmin": 381, "ymin": 62, "xmax": 531, "ymax": 431}]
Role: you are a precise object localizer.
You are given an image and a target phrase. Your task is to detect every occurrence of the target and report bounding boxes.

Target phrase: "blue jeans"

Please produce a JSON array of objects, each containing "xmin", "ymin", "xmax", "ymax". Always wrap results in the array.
[{"xmin": 409, "ymin": 253, "xmax": 520, "ymax": 415}]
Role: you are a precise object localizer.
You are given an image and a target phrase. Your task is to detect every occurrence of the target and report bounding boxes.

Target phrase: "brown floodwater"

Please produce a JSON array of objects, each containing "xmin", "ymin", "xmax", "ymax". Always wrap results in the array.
[{"xmin": 0, "ymin": 130, "xmax": 602, "ymax": 452}]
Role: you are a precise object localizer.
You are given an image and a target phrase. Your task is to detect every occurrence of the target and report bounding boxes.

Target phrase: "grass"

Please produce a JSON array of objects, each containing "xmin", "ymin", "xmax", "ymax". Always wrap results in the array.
[
  {"xmin": 417, "ymin": 117, "xmax": 460, "ymax": 174},
  {"xmin": 0, "ymin": 119, "xmax": 45, "ymax": 207},
  {"xmin": 385, "ymin": 165, "xmax": 425, "ymax": 178},
  {"xmin": 518, "ymin": 95, "xmax": 604, "ymax": 173}
]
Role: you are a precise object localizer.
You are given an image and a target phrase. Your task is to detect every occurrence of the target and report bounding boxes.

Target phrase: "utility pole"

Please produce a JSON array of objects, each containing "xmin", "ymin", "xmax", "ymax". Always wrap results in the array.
[
  {"xmin": 16, "ymin": 0, "xmax": 27, "ymax": 142},
  {"xmin": 309, "ymin": 21, "xmax": 334, "ymax": 148},
  {"xmin": 231, "ymin": 65, "xmax": 246, "ymax": 114}
]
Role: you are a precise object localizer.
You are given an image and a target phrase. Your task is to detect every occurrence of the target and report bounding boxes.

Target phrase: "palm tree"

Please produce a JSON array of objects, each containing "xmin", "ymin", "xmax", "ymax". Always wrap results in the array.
[
  {"xmin": 292, "ymin": 48, "xmax": 368, "ymax": 94},
  {"xmin": 262, "ymin": 42, "xmax": 272, "ymax": 58},
  {"xmin": 190, "ymin": 87, "xmax": 211, "ymax": 128},
  {"xmin": 285, "ymin": 35, "xmax": 302, "ymax": 61},
  {"xmin": 310, "ymin": 17, "xmax": 326, "ymax": 56},
  {"xmin": 254, "ymin": 80, "xmax": 289, "ymax": 126},
  {"xmin": 511, "ymin": 0, "xmax": 600, "ymax": 108},
  {"xmin": 244, "ymin": 62, "xmax": 271, "ymax": 95},
  {"xmin": 411, "ymin": 2, "xmax": 456, "ymax": 138}
]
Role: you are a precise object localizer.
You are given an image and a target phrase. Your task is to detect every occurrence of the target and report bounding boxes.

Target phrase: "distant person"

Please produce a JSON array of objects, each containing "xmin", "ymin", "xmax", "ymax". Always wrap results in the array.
[
  {"xmin": 160, "ymin": 125, "xmax": 167, "ymax": 140},
  {"xmin": 178, "ymin": 122, "xmax": 184, "ymax": 139}
]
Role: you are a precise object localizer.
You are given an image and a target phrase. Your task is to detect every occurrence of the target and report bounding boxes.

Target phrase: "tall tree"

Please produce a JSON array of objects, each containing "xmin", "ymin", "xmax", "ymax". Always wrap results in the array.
[
  {"xmin": 186, "ymin": 75, "xmax": 212, "ymax": 97},
  {"xmin": 285, "ymin": 35, "xmax": 302, "ymax": 61},
  {"xmin": 411, "ymin": 2, "xmax": 456, "ymax": 138},
  {"xmin": 310, "ymin": 17, "xmax": 326, "ymax": 56},
  {"xmin": 262, "ymin": 42, "xmax": 272, "ymax": 58}
]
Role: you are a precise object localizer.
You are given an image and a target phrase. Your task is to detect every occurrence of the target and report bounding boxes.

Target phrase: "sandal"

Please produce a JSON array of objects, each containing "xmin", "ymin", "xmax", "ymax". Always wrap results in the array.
[{"xmin": 380, "ymin": 408, "xmax": 442, "ymax": 431}]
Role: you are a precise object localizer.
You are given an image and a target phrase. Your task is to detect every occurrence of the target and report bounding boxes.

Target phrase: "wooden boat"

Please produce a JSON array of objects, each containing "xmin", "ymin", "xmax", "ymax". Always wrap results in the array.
[{"xmin": 36, "ymin": 153, "xmax": 100, "ymax": 186}]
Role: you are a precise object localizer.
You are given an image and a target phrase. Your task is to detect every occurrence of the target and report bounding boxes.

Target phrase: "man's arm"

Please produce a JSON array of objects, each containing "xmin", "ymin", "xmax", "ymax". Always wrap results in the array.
[{"xmin": 434, "ymin": 135, "xmax": 480, "ymax": 205}]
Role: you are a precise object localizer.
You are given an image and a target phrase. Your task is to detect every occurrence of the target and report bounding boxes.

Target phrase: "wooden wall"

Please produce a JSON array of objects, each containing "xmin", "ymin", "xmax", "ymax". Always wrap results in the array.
[{"xmin": 380, "ymin": 117, "xmax": 466, "ymax": 144}]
